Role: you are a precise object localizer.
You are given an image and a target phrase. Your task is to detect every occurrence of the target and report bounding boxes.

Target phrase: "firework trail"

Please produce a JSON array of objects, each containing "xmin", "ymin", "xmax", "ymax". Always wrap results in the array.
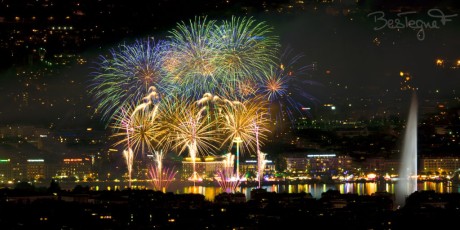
[
  {"xmin": 123, "ymin": 148, "xmax": 134, "ymax": 188},
  {"xmin": 216, "ymin": 153, "xmax": 240, "ymax": 193},
  {"xmin": 110, "ymin": 88, "xmax": 161, "ymax": 157},
  {"xmin": 110, "ymin": 104, "xmax": 158, "ymax": 187},
  {"xmin": 149, "ymin": 150, "xmax": 177, "ymax": 192},
  {"xmin": 220, "ymin": 96, "xmax": 270, "ymax": 154},
  {"xmin": 162, "ymin": 96, "xmax": 220, "ymax": 182},
  {"xmin": 88, "ymin": 15, "xmax": 321, "ymax": 189},
  {"xmin": 257, "ymin": 152, "xmax": 267, "ymax": 188},
  {"xmin": 253, "ymin": 120, "xmax": 267, "ymax": 188},
  {"xmin": 110, "ymin": 106, "xmax": 136, "ymax": 187},
  {"xmin": 110, "ymin": 86, "xmax": 162, "ymax": 185},
  {"xmin": 220, "ymin": 96, "xmax": 270, "ymax": 179}
]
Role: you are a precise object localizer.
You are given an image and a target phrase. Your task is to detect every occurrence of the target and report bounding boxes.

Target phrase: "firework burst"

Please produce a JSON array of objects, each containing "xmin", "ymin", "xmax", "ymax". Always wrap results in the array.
[
  {"xmin": 110, "ymin": 99, "xmax": 161, "ymax": 157},
  {"xmin": 213, "ymin": 16, "xmax": 280, "ymax": 86},
  {"xmin": 162, "ymin": 96, "xmax": 220, "ymax": 181},
  {"xmin": 257, "ymin": 47, "xmax": 320, "ymax": 132},
  {"xmin": 165, "ymin": 16, "xmax": 282, "ymax": 99},
  {"xmin": 166, "ymin": 16, "xmax": 220, "ymax": 98},
  {"xmin": 220, "ymin": 96, "xmax": 270, "ymax": 154},
  {"xmin": 87, "ymin": 15, "xmax": 321, "ymax": 188},
  {"xmin": 89, "ymin": 38, "xmax": 169, "ymax": 125},
  {"xmin": 220, "ymin": 96, "xmax": 270, "ymax": 179}
]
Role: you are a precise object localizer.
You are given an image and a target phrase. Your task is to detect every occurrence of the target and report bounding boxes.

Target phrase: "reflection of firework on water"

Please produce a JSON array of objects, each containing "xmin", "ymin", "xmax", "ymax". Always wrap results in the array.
[
  {"xmin": 149, "ymin": 150, "xmax": 177, "ymax": 192},
  {"xmin": 258, "ymin": 47, "xmax": 320, "ymax": 131},
  {"xmin": 216, "ymin": 153, "xmax": 240, "ymax": 193},
  {"xmin": 89, "ymin": 38, "xmax": 169, "ymax": 124},
  {"xmin": 213, "ymin": 16, "xmax": 280, "ymax": 85}
]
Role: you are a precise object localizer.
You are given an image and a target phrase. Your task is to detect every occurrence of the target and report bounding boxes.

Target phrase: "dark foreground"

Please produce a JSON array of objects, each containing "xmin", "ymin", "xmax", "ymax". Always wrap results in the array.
[{"xmin": 0, "ymin": 186, "xmax": 459, "ymax": 230}]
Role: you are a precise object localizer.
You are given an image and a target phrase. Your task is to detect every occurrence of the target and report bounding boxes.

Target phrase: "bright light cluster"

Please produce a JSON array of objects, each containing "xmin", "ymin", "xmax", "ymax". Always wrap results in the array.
[{"xmin": 88, "ymin": 15, "xmax": 317, "ymax": 191}]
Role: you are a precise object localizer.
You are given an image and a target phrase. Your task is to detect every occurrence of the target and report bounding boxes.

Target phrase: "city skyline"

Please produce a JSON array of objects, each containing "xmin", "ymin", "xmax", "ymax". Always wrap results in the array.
[
  {"xmin": 0, "ymin": 1, "xmax": 458, "ymax": 207},
  {"xmin": 0, "ymin": 3, "xmax": 459, "ymax": 229}
]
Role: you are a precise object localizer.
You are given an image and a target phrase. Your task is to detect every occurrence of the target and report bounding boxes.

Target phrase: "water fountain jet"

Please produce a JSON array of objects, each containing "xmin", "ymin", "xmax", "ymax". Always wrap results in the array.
[{"xmin": 396, "ymin": 91, "xmax": 418, "ymax": 208}]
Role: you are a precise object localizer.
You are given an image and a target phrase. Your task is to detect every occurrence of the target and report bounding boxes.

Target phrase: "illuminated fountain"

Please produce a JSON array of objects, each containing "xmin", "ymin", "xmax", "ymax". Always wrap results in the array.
[
  {"xmin": 123, "ymin": 148, "xmax": 134, "ymax": 188},
  {"xmin": 253, "ymin": 120, "xmax": 266, "ymax": 188},
  {"xmin": 396, "ymin": 92, "xmax": 418, "ymax": 208},
  {"xmin": 149, "ymin": 150, "xmax": 177, "ymax": 192},
  {"xmin": 216, "ymin": 153, "xmax": 240, "ymax": 193}
]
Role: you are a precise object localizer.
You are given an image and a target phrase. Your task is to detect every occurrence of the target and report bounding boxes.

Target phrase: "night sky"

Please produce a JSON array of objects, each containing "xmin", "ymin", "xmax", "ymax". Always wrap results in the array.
[{"xmin": 0, "ymin": 0, "xmax": 459, "ymax": 129}]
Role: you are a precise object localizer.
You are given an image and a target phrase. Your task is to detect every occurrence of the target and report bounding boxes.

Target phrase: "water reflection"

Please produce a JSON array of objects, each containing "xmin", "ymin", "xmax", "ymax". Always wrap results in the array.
[
  {"xmin": 171, "ymin": 181, "xmax": 460, "ymax": 201},
  {"xmin": 51, "ymin": 181, "xmax": 460, "ymax": 202}
]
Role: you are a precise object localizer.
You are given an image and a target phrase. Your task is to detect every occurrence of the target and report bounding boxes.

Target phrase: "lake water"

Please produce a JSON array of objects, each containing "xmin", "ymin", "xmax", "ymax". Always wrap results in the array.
[{"xmin": 53, "ymin": 180, "xmax": 460, "ymax": 201}]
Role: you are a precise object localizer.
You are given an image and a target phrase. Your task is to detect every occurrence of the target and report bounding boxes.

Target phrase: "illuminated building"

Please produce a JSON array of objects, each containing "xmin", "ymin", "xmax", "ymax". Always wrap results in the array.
[
  {"xmin": 0, "ymin": 159, "xmax": 12, "ymax": 182},
  {"xmin": 420, "ymin": 156, "xmax": 460, "ymax": 175},
  {"xmin": 181, "ymin": 155, "xmax": 276, "ymax": 180},
  {"xmin": 26, "ymin": 159, "xmax": 46, "ymax": 180},
  {"xmin": 286, "ymin": 157, "xmax": 309, "ymax": 175},
  {"xmin": 285, "ymin": 153, "xmax": 353, "ymax": 178},
  {"xmin": 240, "ymin": 158, "xmax": 275, "ymax": 176},
  {"xmin": 181, "ymin": 155, "xmax": 228, "ymax": 180},
  {"xmin": 57, "ymin": 157, "xmax": 92, "ymax": 181},
  {"xmin": 307, "ymin": 153, "xmax": 342, "ymax": 176},
  {"xmin": 361, "ymin": 157, "xmax": 400, "ymax": 177}
]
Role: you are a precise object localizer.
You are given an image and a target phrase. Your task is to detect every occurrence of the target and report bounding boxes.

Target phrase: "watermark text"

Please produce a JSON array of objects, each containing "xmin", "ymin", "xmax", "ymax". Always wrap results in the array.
[{"xmin": 368, "ymin": 9, "xmax": 457, "ymax": 41}]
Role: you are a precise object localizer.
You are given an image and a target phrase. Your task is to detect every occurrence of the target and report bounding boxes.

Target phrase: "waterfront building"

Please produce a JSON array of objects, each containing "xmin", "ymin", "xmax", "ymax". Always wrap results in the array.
[
  {"xmin": 25, "ymin": 158, "xmax": 46, "ymax": 181},
  {"xmin": 181, "ymin": 155, "xmax": 228, "ymax": 180},
  {"xmin": 420, "ymin": 156, "xmax": 460, "ymax": 175},
  {"xmin": 56, "ymin": 157, "xmax": 92, "ymax": 181},
  {"xmin": 285, "ymin": 152, "xmax": 353, "ymax": 179},
  {"xmin": 240, "ymin": 158, "xmax": 276, "ymax": 178}
]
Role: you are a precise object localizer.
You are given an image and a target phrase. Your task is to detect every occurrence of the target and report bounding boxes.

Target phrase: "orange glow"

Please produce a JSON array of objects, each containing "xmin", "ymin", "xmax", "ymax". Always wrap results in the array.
[
  {"xmin": 63, "ymin": 158, "xmax": 83, "ymax": 162},
  {"xmin": 367, "ymin": 173, "xmax": 377, "ymax": 180},
  {"xmin": 267, "ymin": 78, "xmax": 281, "ymax": 92}
]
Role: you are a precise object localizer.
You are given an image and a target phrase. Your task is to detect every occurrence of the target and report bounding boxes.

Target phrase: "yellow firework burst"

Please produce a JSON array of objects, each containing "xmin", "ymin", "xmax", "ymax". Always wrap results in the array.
[{"xmin": 220, "ymin": 96, "xmax": 270, "ymax": 155}]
